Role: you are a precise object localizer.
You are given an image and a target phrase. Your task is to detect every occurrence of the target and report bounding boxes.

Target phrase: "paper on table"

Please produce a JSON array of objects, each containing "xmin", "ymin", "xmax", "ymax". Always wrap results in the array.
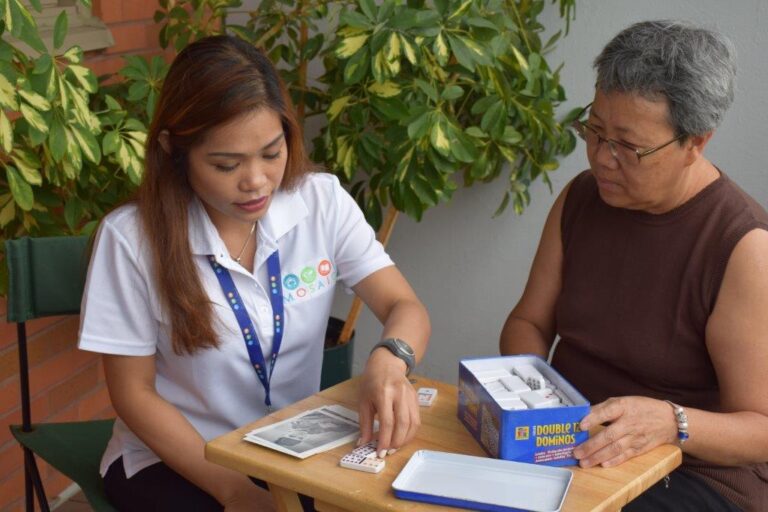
[{"xmin": 243, "ymin": 405, "xmax": 362, "ymax": 459}]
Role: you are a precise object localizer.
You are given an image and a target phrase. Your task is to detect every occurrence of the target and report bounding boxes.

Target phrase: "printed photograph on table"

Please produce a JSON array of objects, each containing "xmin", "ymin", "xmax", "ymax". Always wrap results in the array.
[{"xmin": 243, "ymin": 405, "xmax": 361, "ymax": 458}]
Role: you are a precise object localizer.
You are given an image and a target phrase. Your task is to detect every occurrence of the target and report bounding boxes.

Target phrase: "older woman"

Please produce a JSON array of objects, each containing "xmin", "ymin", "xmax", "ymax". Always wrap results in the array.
[{"xmin": 500, "ymin": 20, "xmax": 767, "ymax": 512}]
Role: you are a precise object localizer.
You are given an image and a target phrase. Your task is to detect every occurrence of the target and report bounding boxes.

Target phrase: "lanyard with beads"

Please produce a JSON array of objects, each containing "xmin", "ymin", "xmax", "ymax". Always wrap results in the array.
[{"xmin": 208, "ymin": 251, "xmax": 284, "ymax": 411}]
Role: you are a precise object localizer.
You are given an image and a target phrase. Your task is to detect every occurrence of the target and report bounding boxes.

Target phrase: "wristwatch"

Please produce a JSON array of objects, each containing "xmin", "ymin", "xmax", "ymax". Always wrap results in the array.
[{"xmin": 370, "ymin": 338, "xmax": 416, "ymax": 376}]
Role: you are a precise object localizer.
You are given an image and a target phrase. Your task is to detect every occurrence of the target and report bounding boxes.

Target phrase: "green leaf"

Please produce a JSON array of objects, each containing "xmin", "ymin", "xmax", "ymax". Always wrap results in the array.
[
  {"xmin": 407, "ymin": 111, "xmax": 431, "ymax": 140},
  {"xmin": 0, "ymin": 196, "xmax": 15, "ymax": 227},
  {"xmin": 375, "ymin": 0, "xmax": 394, "ymax": 23},
  {"xmin": 62, "ymin": 45, "xmax": 83, "ymax": 64},
  {"xmin": 368, "ymin": 81, "xmax": 400, "ymax": 98},
  {"xmin": 414, "ymin": 79, "xmax": 438, "ymax": 102},
  {"xmin": 64, "ymin": 80, "xmax": 90, "ymax": 123},
  {"xmin": 19, "ymin": 102, "xmax": 48, "ymax": 133},
  {"xmin": 493, "ymin": 191, "xmax": 511, "ymax": 217},
  {"xmin": 540, "ymin": 160, "xmax": 559, "ymax": 171},
  {"xmin": 335, "ymin": 34, "xmax": 369, "ymax": 59},
  {"xmin": 123, "ymin": 118, "xmax": 145, "ymax": 131},
  {"xmin": 53, "ymin": 9, "xmax": 68, "ymax": 49},
  {"xmin": 327, "ymin": 95, "xmax": 352, "ymax": 121},
  {"xmin": 358, "ymin": 0, "xmax": 376, "ymax": 20},
  {"xmin": 18, "ymin": 88, "xmax": 50, "ymax": 110},
  {"xmin": 9, "ymin": 1, "xmax": 46, "ymax": 54},
  {"xmin": 447, "ymin": 0, "xmax": 474, "ymax": 21},
  {"xmin": 6, "ymin": 166, "xmax": 34, "ymax": 211},
  {"xmin": 466, "ymin": 17, "xmax": 499, "ymax": 31},
  {"xmin": 102, "ymin": 130, "xmax": 120, "ymax": 155},
  {"xmin": 125, "ymin": 132, "xmax": 145, "ymax": 158},
  {"xmin": 64, "ymin": 196, "xmax": 84, "ymax": 230},
  {"xmin": 11, "ymin": 148, "xmax": 42, "ymax": 185},
  {"xmin": 451, "ymin": 130, "xmax": 479, "ymax": 163},
  {"xmin": 127, "ymin": 80, "xmax": 150, "ymax": 101},
  {"xmin": 0, "ymin": 73, "xmax": 18, "ymax": 110},
  {"xmin": 67, "ymin": 64, "xmax": 97, "ymax": 93},
  {"xmin": 399, "ymin": 34, "xmax": 417, "ymax": 65},
  {"xmin": 369, "ymin": 96, "xmax": 410, "ymax": 122},
  {"xmin": 0, "ymin": 110, "xmax": 12, "ymax": 152},
  {"xmin": 498, "ymin": 144, "xmax": 517, "ymax": 163},
  {"xmin": 511, "ymin": 46, "xmax": 529, "ymax": 72},
  {"xmin": 385, "ymin": 31, "xmax": 400, "ymax": 63},
  {"xmin": 32, "ymin": 53, "xmax": 52, "ymax": 74},
  {"xmin": 501, "ymin": 126, "xmax": 523, "ymax": 145},
  {"xmin": 64, "ymin": 127, "xmax": 82, "ymax": 171},
  {"xmin": 466, "ymin": 126, "xmax": 487, "ymax": 139},
  {"xmin": 411, "ymin": 175, "xmax": 438, "ymax": 207},
  {"xmin": 48, "ymin": 115, "xmax": 67, "ymax": 161},
  {"xmin": 440, "ymin": 85, "xmax": 463, "ymax": 100},
  {"xmin": 433, "ymin": 32, "xmax": 449, "ymax": 66},
  {"xmin": 342, "ymin": 47, "xmax": 368, "ymax": 84},
  {"xmin": 70, "ymin": 123, "xmax": 101, "ymax": 163},
  {"xmin": 104, "ymin": 94, "xmax": 122, "ymax": 111},
  {"xmin": 429, "ymin": 117, "xmax": 451, "ymax": 156},
  {"xmin": 480, "ymin": 100, "xmax": 505, "ymax": 138},
  {"xmin": 340, "ymin": 10, "xmax": 372, "ymax": 29}
]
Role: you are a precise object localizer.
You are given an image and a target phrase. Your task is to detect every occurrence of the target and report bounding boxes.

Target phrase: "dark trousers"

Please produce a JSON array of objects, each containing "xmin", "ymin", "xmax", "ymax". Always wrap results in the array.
[
  {"xmin": 104, "ymin": 457, "xmax": 315, "ymax": 511},
  {"xmin": 624, "ymin": 468, "xmax": 742, "ymax": 512}
]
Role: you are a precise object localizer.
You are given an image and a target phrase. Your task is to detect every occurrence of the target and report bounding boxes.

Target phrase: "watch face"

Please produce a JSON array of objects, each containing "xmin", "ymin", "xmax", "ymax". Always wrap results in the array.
[{"xmin": 394, "ymin": 338, "xmax": 415, "ymax": 356}]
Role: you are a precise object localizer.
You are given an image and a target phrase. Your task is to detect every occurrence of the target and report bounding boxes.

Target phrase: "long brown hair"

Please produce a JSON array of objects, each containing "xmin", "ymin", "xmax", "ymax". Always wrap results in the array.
[{"xmin": 138, "ymin": 35, "xmax": 311, "ymax": 355}]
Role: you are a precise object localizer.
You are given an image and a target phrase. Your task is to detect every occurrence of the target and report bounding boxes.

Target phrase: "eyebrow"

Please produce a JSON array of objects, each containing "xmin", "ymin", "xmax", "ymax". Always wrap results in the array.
[
  {"xmin": 588, "ymin": 109, "xmax": 640, "ymax": 139},
  {"xmin": 207, "ymin": 132, "xmax": 285, "ymax": 157}
]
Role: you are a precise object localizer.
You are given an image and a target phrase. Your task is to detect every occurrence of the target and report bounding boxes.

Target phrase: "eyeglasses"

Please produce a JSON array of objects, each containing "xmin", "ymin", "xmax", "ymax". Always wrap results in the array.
[{"xmin": 572, "ymin": 103, "xmax": 685, "ymax": 166}]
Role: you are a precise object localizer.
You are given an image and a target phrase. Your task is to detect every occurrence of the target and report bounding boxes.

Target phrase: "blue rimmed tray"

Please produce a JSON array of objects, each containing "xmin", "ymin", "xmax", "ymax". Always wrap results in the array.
[{"xmin": 392, "ymin": 450, "xmax": 572, "ymax": 512}]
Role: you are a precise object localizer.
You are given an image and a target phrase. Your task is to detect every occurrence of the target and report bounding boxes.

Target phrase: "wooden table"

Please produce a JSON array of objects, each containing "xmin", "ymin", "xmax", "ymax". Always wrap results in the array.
[{"xmin": 206, "ymin": 376, "xmax": 681, "ymax": 512}]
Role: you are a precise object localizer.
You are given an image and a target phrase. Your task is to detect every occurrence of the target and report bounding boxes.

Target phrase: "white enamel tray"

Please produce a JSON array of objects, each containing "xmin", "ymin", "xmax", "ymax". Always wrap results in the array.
[{"xmin": 392, "ymin": 450, "xmax": 572, "ymax": 512}]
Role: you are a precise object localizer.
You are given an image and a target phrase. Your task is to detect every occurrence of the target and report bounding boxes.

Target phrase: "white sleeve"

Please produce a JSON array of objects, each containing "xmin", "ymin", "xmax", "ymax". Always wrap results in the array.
[
  {"xmin": 78, "ymin": 218, "xmax": 159, "ymax": 356},
  {"xmin": 331, "ymin": 178, "xmax": 394, "ymax": 287}
]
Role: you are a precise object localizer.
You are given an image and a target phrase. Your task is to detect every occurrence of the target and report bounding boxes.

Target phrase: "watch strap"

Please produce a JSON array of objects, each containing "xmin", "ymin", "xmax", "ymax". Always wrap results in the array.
[{"xmin": 370, "ymin": 338, "xmax": 415, "ymax": 376}]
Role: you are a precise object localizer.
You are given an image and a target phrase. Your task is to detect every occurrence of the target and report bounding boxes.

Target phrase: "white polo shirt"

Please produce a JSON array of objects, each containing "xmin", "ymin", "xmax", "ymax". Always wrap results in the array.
[{"xmin": 78, "ymin": 173, "xmax": 393, "ymax": 478}]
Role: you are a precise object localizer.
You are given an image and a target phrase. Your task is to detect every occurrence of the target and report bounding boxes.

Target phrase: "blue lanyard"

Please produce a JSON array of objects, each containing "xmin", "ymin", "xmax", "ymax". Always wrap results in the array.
[{"xmin": 207, "ymin": 251, "xmax": 284, "ymax": 410}]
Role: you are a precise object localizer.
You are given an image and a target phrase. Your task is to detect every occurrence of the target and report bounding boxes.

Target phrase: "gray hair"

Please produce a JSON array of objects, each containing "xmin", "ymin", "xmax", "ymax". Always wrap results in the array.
[{"xmin": 594, "ymin": 20, "xmax": 736, "ymax": 137}]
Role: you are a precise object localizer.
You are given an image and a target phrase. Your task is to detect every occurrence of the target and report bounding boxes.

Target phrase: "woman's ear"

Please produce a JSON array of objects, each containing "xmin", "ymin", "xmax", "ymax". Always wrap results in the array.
[
  {"xmin": 684, "ymin": 131, "xmax": 714, "ymax": 167},
  {"xmin": 158, "ymin": 130, "xmax": 171, "ymax": 154}
]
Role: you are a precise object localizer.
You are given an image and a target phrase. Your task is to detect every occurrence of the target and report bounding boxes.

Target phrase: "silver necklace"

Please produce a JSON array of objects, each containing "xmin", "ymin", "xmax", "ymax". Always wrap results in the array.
[{"xmin": 233, "ymin": 222, "xmax": 257, "ymax": 263}]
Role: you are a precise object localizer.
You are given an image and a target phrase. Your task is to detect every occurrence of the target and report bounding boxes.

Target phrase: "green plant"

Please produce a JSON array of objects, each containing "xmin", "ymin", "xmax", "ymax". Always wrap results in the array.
[
  {"xmin": 0, "ymin": 3, "xmax": 127, "ymax": 289},
  {"xmin": 154, "ymin": 0, "xmax": 241, "ymax": 51},
  {"xmin": 1, "ymin": 0, "xmax": 577, "ymax": 299},
  {"xmin": 240, "ymin": 0, "xmax": 578, "ymax": 229}
]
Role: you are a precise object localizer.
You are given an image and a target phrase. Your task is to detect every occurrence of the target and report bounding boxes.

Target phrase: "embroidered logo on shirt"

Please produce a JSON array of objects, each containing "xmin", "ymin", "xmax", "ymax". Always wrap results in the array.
[{"xmin": 283, "ymin": 258, "xmax": 337, "ymax": 302}]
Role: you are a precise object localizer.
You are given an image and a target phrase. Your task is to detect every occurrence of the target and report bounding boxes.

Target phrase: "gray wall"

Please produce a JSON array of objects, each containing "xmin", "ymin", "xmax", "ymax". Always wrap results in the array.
[{"xmin": 331, "ymin": 0, "xmax": 768, "ymax": 382}]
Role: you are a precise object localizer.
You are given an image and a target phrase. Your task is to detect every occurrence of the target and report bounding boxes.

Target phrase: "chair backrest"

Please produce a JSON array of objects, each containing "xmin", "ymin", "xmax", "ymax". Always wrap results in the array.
[{"xmin": 5, "ymin": 235, "xmax": 90, "ymax": 322}]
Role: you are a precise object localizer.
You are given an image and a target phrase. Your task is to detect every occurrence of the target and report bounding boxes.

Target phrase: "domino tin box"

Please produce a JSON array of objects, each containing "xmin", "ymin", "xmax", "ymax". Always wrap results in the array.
[{"xmin": 458, "ymin": 355, "xmax": 590, "ymax": 466}]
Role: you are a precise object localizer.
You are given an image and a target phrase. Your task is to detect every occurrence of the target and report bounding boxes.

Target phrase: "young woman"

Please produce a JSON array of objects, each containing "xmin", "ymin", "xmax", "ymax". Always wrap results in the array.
[{"xmin": 79, "ymin": 35, "xmax": 430, "ymax": 511}]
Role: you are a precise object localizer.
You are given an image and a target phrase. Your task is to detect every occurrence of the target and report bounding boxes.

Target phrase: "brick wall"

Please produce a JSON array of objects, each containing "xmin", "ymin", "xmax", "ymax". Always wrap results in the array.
[
  {"xmin": 0, "ymin": 1, "xmax": 169, "ymax": 510},
  {"xmin": 89, "ymin": 0, "xmax": 171, "ymax": 77}
]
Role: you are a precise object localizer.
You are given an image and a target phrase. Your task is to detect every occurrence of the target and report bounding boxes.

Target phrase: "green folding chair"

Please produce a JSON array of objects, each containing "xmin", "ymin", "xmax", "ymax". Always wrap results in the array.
[{"xmin": 5, "ymin": 236, "xmax": 116, "ymax": 512}]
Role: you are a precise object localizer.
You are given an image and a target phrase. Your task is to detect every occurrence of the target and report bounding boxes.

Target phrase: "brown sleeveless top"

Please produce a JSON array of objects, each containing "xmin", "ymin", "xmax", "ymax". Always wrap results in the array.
[{"xmin": 553, "ymin": 170, "xmax": 768, "ymax": 511}]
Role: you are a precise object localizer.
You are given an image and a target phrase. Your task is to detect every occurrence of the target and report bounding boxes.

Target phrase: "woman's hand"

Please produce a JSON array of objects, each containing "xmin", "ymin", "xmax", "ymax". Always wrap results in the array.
[
  {"xmin": 357, "ymin": 348, "xmax": 421, "ymax": 457},
  {"xmin": 573, "ymin": 396, "xmax": 678, "ymax": 468}
]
